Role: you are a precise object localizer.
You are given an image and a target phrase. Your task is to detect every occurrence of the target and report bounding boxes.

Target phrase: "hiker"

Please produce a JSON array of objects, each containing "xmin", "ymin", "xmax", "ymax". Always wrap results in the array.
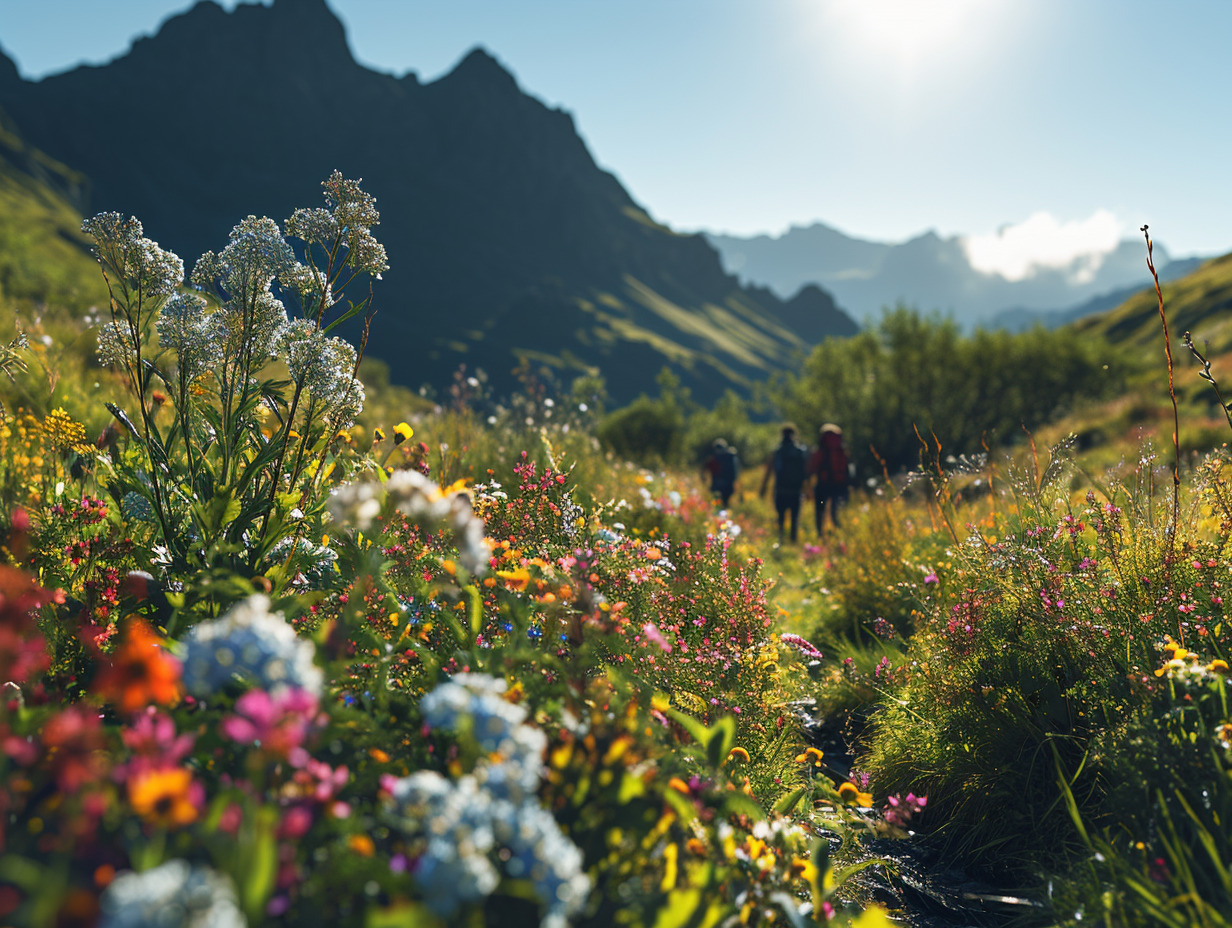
[
  {"xmin": 759, "ymin": 425, "xmax": 808, "ymax": 544},
  {"xmin": 702, "ymin": 438, "xmax": 740, "ymax": 508},
  {"xmin": 808, "ymin": 423, "xmax": 850, "ymax": 539}
]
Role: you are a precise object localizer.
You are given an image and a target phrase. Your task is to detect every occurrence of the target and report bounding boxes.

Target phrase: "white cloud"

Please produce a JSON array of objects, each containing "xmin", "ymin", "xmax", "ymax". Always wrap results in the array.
[{"xmin": 962, "ymin": 209, "xmax": 1124, "ymax": 283}]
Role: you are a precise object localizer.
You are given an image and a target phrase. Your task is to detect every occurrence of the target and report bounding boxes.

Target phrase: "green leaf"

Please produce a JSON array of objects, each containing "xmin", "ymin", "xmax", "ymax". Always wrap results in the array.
[
  {"xmin": 652, "ymin": 889, "xmax": 702, "ymax": 928},
  {"xmin": 667, "ymin": 708, "xmax": 711, "ymax": 749},
  {"xmin": 365, "ymin": 901, "xmax": 442, "ymax": 928},
  {"xmin": 105, "ymin": 402, "xmax": 142, "ymax": 440},
  {"xmin": 721, "ymin": 791, "xmax": 765, "ymax": 821},
  {"xmin": 240, "ymin": 807, "xmax": 278, "ymax": 921},
  {"xmin": 771, "ymin": 785, "xmax": 811, "ymax": 815},
  {"xmin": 618, "ymin": 771, "xmax": 647, "ymax": 803},
  {"xmin": 767, "ymin": 892, "xmax": 807, "ymax": 928},
  {"xmin": 705, "ymin": 716, "xmax": 736, "ymax": 770},
  {"xmin": 832, "ymin": 857, "xmax": 895, "ymax": 892},
  {"xmin": 663, "ymin": 786, "xmax": 698, "ymax": 824},
  {"xmin": 323, "ymin": 298, "xmax": 369, "ymax": 334}
]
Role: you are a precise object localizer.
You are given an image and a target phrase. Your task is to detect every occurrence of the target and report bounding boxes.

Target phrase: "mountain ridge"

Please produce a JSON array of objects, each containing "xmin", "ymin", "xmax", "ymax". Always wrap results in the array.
[
  {"xmin": 708, "ymin": 220, "xmax": 1202, "ymax": 328},
  {"xmin": 0, "ymin": 0, "xmax": 856, "ymax": 403}
]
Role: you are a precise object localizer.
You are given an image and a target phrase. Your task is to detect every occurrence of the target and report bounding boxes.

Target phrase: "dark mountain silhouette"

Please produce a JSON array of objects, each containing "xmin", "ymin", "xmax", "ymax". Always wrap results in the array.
[
  {"xmin": 709, "ymin": 221, "xmax": 1202, "ymax": 329},
  {"xmin": 0, "ymin": 0, "xmax": 855, "ymax": 403}
]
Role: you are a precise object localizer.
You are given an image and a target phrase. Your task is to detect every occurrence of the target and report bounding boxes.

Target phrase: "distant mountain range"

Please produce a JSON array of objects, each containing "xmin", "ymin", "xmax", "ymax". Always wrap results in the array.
[
  {"xmin": 708, "ymin": 222, "xmax": 1204, "ymax": 329},
  {"xmin": 0, "ymin": 0, "xmax": 855, "ymax": 404}
]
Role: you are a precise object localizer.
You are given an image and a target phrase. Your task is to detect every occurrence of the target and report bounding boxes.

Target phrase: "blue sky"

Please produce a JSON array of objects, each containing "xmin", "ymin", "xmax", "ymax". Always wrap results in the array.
[{"xmin": 2, "ymin": 0, "xmax": 1231, "ymax": 273}]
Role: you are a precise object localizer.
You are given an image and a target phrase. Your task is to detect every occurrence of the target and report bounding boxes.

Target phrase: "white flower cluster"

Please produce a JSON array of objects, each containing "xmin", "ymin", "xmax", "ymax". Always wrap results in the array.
[
  {"xmin": 96, "ymin": 321, "xmax": 139, "ymax": 369},
  {"xmin": 1156, "ymin": 656, "xmax": 1220, "ymax": 686},
  {"xmin": 83, "ymin": 212, "xmax": 184, "ymax": 302},
  {"xmin": 180, "ymin": 595, "xmax": 322, "ymax": 697},
  {"xmin": 320, "ymin": 170, "xmax": 388, "ymax": 276},
  {"xmin": 265, "ymin": 535, "xmax": 340, "ymax": 590},
  {"xmin": 280, "ymin": 318, "xmax": 365, "ymax": 427},
  {"xmin": 156, "ymin": 292, "xmax": 224, "ymax": 383},
  {"xmin": 98, "ymin": 859, "xmax": 244, "ymax": 928},
  {"xmin": 328, "ymin": 469, "xmax": 488, "ymax": 575},
  {"xmin": 84, "ymin": 212, "xmax": 184, "ymax": 371},
  {"xmin": 193, "ymin": 215, "xmax": 297, "ymax": 297},
  {"xmin": 191, "ymin": 219, "xmax": 293, "ymax": 366},
  {"xmin": 388, "ymin": 675, "xmax": 590, "ymax": 927}
]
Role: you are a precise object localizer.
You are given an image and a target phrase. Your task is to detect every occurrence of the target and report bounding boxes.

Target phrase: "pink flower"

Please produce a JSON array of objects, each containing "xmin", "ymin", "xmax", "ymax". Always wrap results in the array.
[
  {"xmin": 122, "ymin": 708, "xmax": 194, "ymax": 764},
  {"xmin": 642, "ymin": 623, "xmax": 672, "ymax": 653},
  {"xmin": 222, "ymin": 688, "xmax": 319, "ymax": 762},
  {"xmin": 278, "ymin": 805, "xmax": 314, "ymax": 840},
  {"xmin": 780, "ymin": 633, "xmax": 823, "ymax": 661}
]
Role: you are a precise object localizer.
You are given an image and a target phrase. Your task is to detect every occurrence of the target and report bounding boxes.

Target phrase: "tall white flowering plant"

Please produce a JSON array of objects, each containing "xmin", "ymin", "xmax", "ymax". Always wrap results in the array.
[{"xmin": 83, "ymin": 173, "xmax": 387, "ymax": 592}]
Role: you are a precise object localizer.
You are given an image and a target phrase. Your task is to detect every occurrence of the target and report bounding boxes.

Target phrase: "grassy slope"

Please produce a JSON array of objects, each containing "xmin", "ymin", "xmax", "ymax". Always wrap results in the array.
[
  {"xmin": 1020, "ymin": 250, "xmax": 1232, "ymax": 471},
  {"xmin": 0, "ymin": 111, "xmax": 104, "ymax": 312}
]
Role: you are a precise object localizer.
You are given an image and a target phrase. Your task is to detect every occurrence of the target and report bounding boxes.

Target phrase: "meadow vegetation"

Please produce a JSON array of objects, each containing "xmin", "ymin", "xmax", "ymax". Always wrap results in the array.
[{"xmin": 1, "ymin": 175, "xmax": 1231, "ymax": 928}]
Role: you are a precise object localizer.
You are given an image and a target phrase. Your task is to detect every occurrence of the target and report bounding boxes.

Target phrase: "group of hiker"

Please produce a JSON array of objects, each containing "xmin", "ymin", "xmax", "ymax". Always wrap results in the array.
[{"xmin": 702, "ymin": 424, "xmax": 851, "ymax": 544}]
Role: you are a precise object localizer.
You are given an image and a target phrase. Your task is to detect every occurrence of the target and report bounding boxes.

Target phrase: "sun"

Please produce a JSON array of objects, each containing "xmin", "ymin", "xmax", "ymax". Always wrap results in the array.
[{"xmin": 820, "ymin": 0, "xmax": 1000, "ymax": 75}]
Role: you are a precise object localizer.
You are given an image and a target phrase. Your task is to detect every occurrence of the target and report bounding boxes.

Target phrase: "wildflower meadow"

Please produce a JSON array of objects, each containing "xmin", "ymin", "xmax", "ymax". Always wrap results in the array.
[{"xmin": 1, "ymin": 176, "xmax": 1231, "ymax": 928}]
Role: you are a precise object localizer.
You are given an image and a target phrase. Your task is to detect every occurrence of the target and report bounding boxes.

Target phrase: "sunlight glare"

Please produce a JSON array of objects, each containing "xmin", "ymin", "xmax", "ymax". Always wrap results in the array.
[{"xmin": 822, "ymin": 0, "xmax": 1000, "ymax": 74}]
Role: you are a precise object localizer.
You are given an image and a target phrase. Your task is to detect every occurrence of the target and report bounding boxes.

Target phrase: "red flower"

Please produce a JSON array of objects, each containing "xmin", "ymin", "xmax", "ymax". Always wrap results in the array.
[{"xmin": 0, "ymin": 566, "xmax": 52, "ymax": 684}]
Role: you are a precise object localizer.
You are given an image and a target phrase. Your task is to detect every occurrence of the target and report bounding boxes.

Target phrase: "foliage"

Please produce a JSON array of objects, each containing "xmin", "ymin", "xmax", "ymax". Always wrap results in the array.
[
  {"xmin": 0, "ymin": 182, "xmax": 909, "ymax": 928},
  {"xmin": 777, "ymin": 306, "xmax": 1125, "ymax": 475}
]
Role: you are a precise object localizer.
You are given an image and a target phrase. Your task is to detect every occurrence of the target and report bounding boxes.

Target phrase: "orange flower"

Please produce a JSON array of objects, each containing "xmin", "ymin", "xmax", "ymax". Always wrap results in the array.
[
  {"xmin": 128, "ymin": 767, "xmax": 199, "ymax": 827},
  {"xmin": 94, "ymin": 618, "xmax": 181, "ymax": 714},
  {"xmin": 349, "ymin": 834, "xmax": 376, "ymax": 857},
  {"xmin": 727, "ymin": 747, "xmax": 750, "ymax": 764},
  {"xmin": 667, "ymin": 777, "xmax": 691, "ymax": 795}
]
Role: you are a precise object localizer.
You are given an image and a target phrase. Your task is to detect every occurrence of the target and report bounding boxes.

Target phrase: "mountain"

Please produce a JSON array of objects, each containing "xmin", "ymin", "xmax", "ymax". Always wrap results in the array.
[
  {"xmin": 0, "ymin": 0, "xmax": 855, "ymax": 404},
  {"xmin": 1072, "ymin": 252, "xmax": 1232, "ymax": 359},
  {"xmin": 988, "ymin": 257, "xmax": 1206, "ymax": 332},
  {"xmin": 707, "ymin": 222, "xmax": 1201, "ymax": 329}
]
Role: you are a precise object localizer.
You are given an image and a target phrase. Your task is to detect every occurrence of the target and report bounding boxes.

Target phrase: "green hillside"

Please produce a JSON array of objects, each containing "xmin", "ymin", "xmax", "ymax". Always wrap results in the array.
[
  {"xmin": 0, "ymin": 109, "xmax": 103, "ymax": 311},
  {"xmin": 1072, "ymin": 250, "xmax": 1232, "ymax": 359}
]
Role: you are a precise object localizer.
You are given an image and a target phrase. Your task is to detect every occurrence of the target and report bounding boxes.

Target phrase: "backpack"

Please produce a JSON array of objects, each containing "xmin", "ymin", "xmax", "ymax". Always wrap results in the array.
[
  {"xmin": 774, "ymin": 442, "xmax": 806, "ymax": 492},
  {"xmin": 816, "ymin": 441, "xmax": 849, "ymax": 484}
]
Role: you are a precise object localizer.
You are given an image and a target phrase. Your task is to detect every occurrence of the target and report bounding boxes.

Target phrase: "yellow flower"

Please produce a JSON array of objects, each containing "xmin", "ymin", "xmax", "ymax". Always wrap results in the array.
[
  {"xmin": 794, "ymin": 747, "xmax": 824, "ymax": 768},
  {"xmin": 838, "ymin": 781, "xmax": 874, "ymax": 807},
  {"xmin": 393, "ymin": 422, "xmax": 413, "ymax": 445},
  {"xmin": 791, "ymin": 856, "xmax": 819, "ymax": 883},
  {"xmin": 727, "ymin": 747, "xmax": 750, "ymax": 764},
  {"xmin": 497, "ymin": 567, "xmax": 531, "ymax": 591},
  {"xmin": 1209, "ymin": 659, "xmax": 1229, "ymax": 675},
  {"xmin": 660, "ymin": 842, "xmax": 678, "ymax": 891},
  {"xmin": 128, "ymin": 768, "xmax": 199, "ymax": 828},
  {"xmin": 373, "ymin": 427, "xmax": 386, "ymax": 442}
]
